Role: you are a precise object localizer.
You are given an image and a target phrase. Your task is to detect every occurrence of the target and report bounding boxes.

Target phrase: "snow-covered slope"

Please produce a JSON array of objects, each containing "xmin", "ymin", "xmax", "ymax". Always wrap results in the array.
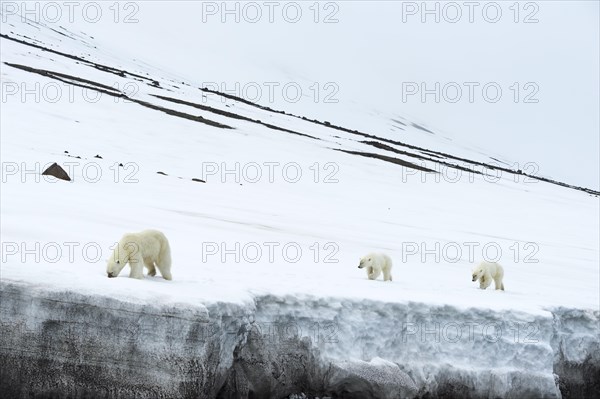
[{"xmin": 1, "ymin": 11, "xmax": 598, "ymax": 399}]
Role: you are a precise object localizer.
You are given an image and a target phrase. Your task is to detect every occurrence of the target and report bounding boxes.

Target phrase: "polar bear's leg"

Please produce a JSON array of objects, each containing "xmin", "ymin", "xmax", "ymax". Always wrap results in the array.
[
  {"xmin": 383, "ymin": 268, "xmax": 392, "ymax": 282},
  {"xmin": 495, "ymin": 266, "xmax": 505, "ymax": 290},
  {"xmin": 369, "ymin": 268, "xmax": 382, "ymax": 280},
  {"xmin": 129, "ymin": 253, "xmax": 144, "ymax": 279},
  {"xmin": 480, "ymin": 273, "xmax": 492, "ymax": 289},
  {"xmin": 144, "ymin": 259, "xmax": 156, "ymax": 276},
  {"xmin": 156, "ymin": 242, "xmax": 172, "ymax": 281},
  {"xmin": 383, "ymin": 255, "xmax": 393, "ymax": 281},
  {"xmin": 382, "ymin": 263, "xmax": 392, "ymax": 281},
  {"xmin": 156, "ymin": 264, "xmax": 172, "ymax": 280},
  {"xmin": 366, "ymin": 266, "xmax": 374, "ymax": 279},
  {"xmin": 494, "ymin": 276, "xmax": 504, "ymax": 291}
]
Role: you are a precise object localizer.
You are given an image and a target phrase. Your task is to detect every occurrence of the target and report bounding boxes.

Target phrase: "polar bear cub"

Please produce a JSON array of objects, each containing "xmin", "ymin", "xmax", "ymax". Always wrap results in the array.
[
  {"xmin": 106, "ymin": 229, "xmax": 172, "ymax": 280},
  {"xmin": 358, "ymin": 253, "xmax": 393, "ymax": 281},
  {"xmin": 471, "ymin": 261, "xmax": 504, "ymax": 290}
]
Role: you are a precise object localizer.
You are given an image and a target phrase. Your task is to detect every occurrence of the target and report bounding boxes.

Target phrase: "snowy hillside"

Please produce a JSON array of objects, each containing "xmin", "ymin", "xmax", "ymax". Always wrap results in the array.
[{"xmin": 1, "ymin": 5, "xmax": 599, "ymax": 399}]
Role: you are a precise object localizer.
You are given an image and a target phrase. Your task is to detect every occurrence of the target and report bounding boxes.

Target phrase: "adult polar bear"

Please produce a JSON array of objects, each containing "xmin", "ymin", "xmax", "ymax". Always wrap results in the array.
[
  {"xmin": 106, "ymin": 229, "xmax": 172, "ymax": 280},
  {"xmin": 472, "ymin": 261, "xmax": 504, "ymax": 290},
  {"xmin": 358, "ymin": 253, "xmax": 393, "ymax": 281}
]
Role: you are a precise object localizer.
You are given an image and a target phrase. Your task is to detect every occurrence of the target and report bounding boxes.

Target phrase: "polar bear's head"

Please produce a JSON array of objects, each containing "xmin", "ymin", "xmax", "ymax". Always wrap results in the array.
[
  {"xmin": 472, "ymin": 266, "xmax": 485, "ymax": 282},
  {"xmin": 106, "ymin": 243, "xmax": 130, "ymax": 278},
  {"xmin": 358, "ymin": 256, "xmax": 373, "ymax": 269}
]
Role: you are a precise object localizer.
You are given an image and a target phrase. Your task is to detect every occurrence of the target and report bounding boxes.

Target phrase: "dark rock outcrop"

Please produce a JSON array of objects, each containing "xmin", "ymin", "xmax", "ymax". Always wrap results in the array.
[{"xmin": 41, "ymin": 162, "xmax": 71, "ymax": 181}]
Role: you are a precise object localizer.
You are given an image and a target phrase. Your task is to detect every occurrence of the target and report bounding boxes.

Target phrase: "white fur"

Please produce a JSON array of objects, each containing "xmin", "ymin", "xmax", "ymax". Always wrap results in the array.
[
  {"xmin": 106, "ymin": 229, "xmax": 172, "ymax": 280},
  {"xmin": 358, "ymin": 253, "xmax": 393, "ymax": 282},
  {"xmin": 471, "ymin": 261, "xmax": 504, "ymax": 290}
]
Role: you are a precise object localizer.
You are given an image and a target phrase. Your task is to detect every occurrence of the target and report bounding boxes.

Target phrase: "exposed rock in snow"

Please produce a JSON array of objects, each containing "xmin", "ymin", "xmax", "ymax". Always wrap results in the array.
[{"xmin": 41, "ymin": 162, "xmax": 71, "ymax": 181}]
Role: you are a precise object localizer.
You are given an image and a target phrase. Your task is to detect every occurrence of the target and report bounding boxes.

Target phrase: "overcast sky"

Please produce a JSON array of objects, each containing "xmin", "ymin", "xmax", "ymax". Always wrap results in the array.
[{"xmin": 36, "ymin": 1, "xmax": 600, "ymax": 189}]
